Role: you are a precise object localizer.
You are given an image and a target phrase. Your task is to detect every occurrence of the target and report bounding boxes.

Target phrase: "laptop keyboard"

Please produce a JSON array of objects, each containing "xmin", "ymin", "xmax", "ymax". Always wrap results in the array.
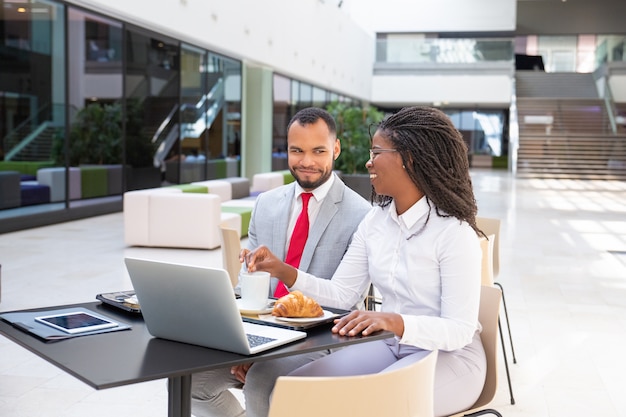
[{"xmin": 246, "ymin": 333, "xmax": 276, "ymax": 348}]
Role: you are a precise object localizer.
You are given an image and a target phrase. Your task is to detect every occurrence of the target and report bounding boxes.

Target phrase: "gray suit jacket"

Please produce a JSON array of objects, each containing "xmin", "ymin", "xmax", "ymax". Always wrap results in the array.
[{"xmin": 247, "ymin": 174, "xmax": 372, "ymax": 293}]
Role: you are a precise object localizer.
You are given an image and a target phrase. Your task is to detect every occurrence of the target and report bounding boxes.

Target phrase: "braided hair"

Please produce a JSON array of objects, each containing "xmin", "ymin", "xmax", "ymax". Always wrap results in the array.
[{"xmin": 372, "ymin": 106, "xmax": 483, "ymax": 237}]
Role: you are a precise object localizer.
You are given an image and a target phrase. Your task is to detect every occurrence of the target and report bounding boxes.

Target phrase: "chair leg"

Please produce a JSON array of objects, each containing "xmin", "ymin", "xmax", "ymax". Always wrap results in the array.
[
  {"xmin": 494, "ymin": 282, "xmax": 517, "ymax": 364},
  {"xmin": 366, "ymin": 285, "xmax": 373, "ymax": 311},
  {"xmin": 366, "ymin": 285, "xmax": 382, "ymax": 311},
  {"xmin": 464, "ymin": 409, "xmax": 503, "ymax": 417},
  {"xmin": 498, "ymin": 318, "xmax": 515, "ymax": 405}
]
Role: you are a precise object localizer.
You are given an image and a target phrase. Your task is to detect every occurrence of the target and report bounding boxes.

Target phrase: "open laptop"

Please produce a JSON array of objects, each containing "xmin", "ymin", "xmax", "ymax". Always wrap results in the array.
[{"xmin": 124, "ymin": 257, "xmax": 306, "ymax": 355}]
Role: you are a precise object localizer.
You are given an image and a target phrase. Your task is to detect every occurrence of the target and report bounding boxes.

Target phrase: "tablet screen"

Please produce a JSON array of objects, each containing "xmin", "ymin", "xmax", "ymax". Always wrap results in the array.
[{"xmin": 35, "ymin": 311, "xmax": 119, "ymax": 334}]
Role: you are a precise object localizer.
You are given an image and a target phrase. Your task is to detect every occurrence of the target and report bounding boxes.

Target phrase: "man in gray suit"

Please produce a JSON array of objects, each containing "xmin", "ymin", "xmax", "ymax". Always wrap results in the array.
[{"xmin": 191, "ymin": 107, "xmax": 372, "ymax": 417}]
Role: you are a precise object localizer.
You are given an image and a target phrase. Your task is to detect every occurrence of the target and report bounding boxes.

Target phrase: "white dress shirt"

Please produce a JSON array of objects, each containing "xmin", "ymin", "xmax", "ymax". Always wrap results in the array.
[
  {"xmin": 285, "ymin": 174, "xmax": 335, "ymax": 253},
  {"xmin": 291, "ymin": 196, "xmax": 482, "ymax": 352}
]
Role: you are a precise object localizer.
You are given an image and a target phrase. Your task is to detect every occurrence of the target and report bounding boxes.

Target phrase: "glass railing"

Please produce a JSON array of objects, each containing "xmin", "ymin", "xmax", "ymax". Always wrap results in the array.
[
  {"xmin": 595, "ymin": 35, "xmax": 626, "ymax": 67},
  {"xmin": 376, "ymin": 37, "xmax": 514, "ymax": 65},
  {"xmin": 508, "ymin": 78, "xmax": 519, "ymax": 175},
  {"xmin": 602, "ymin": 77, "xmax": 618, "ymax": 134}
]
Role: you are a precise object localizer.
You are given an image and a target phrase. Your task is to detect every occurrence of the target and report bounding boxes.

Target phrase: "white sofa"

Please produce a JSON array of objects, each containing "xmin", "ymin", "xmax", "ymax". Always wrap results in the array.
[
  {"xmin": 250, "ymin": 172, "xmax": 285, "ymax": 194},
  {"xmin": 191, "ymin": 179, "xmax": 232, "ymax": 203},
  {"xmin": 37, "ymin": 167, "xmax": 81, "ymax": 202},
  {"xmin": 123, "ymin": 187, "xmax": 240, "ymax": 250},
  {"xmin": 124, "ymin": 173, "xmax": 294, "ymax": 249}
]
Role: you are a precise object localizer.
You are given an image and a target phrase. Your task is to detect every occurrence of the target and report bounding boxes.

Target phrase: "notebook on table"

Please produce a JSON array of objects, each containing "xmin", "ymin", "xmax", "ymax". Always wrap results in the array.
[{"xmin": 124, "ymin": 257, "xmax": 306, "ymax": 355}]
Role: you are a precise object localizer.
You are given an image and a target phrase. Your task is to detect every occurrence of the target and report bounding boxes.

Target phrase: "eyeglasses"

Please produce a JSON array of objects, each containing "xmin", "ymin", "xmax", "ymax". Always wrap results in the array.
[{"xmin": 369, "ymin": 148, "xmax": 398, "ymax": 161}]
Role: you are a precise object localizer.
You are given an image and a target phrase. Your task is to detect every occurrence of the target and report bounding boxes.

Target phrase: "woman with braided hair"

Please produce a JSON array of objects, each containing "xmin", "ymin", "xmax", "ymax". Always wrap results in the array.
[{"xmin": 245, "ymin": 106, "xmax": 486, "ymax": 416}]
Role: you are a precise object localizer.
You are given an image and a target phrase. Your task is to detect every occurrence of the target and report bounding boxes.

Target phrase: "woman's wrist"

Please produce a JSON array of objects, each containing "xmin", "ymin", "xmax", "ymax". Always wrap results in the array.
[{"xmin": 282, "ymin": 264, "xmax": 298, "ymax": 288}]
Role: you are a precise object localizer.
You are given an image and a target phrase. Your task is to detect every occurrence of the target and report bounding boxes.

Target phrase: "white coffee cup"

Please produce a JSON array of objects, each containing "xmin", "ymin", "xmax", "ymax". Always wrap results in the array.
[{"xmin": 238, "ymin": 271, "xmax": 271, "ymax": 310}]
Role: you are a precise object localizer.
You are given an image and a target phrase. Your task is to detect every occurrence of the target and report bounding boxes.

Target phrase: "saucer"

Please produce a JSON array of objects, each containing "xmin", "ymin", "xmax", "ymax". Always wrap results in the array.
[
  {"xmin": 274, "ymin": 310, "xmax": 336, "ymax": 324},
  {"xmin": 236, "ymin": 299, "xmax": 274, "ymax": 315}
]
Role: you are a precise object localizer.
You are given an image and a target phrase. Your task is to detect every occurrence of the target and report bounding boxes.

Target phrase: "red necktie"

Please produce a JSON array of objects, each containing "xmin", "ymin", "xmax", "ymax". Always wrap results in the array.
[{"xmin": 274, "ymin": 193, "xmax": 313, "ymax": 298}]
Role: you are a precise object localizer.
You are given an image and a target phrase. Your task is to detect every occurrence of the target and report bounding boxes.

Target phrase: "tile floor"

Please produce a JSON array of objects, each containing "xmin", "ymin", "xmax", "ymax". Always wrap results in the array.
[{"xmin": 1, "ymin": 169, "xmax": 626, "ymax": 417}]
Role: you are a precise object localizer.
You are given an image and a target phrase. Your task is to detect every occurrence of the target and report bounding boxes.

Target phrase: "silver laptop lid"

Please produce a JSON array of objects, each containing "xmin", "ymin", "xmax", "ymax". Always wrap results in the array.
[{"xmin": 124, "ymin": 257, "xmax": 305, "ymax": 355}]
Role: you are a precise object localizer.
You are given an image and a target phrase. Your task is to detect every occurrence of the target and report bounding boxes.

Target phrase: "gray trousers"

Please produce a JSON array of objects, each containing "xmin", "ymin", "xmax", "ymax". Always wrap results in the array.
[
  {"xmin": 190, "ymin": 349, "xmax": 331, "ymax": 417},
  {"xmin": 287, "ymin": 332, "xmax": 486, "ymax": 417}
]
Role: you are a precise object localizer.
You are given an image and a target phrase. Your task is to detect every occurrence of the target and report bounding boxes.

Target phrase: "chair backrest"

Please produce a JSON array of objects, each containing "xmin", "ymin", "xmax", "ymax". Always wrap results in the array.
[
  {"xmin": 479, "ymin": 234, "xmax": 495, "ymax": 286},
  {"xmin": 219, "ymin": 225, "xmax": 241, "ymax": 288},
  {"xmin": 476, "ymin": 217, "xmax": 501, "ymax": 278},
  {"xmin": 473, "ymin": 285, "xmax": 503, "ymax": 410},
  {"xmin": 268, "ymin": 350, "xmax": 438, "ymax": 417}
]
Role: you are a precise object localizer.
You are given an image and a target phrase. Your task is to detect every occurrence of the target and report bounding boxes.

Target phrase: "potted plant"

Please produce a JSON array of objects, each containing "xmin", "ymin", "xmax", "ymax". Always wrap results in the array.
[
  {"xmin": 326, "ymin": 102, "xmax": 384, "ymax": 200},
  {"xmin": 52, "ymin": 103, "xmax": 122, "ymax": 166},
  {"xmin": 52, "ymin": 101, "xmax": 161, "ymax": 191}
]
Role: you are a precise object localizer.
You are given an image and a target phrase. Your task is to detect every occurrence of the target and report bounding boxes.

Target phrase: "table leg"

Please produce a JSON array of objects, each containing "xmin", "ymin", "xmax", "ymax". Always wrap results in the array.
[{"xmin": 168, "ymin": 374, "xmax": 192, "ymax": 417}]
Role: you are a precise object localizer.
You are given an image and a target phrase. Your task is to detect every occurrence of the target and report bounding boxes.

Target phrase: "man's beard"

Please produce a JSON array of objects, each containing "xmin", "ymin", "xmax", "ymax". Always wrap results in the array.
[{"xmin": 290, "ymin": 167, "xmax": 332, "ymax": 190}]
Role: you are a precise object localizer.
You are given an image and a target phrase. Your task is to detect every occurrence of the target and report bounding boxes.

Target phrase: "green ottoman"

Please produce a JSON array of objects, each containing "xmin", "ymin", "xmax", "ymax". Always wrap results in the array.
[
  {"xmin": 80, "ymin": 166, "xmax": 108, "ymax": 198},
  {"xmin": 0, "ymin": 161, "xmax": 54, "ymax": 176},
  {"xmin": 277, "ymin": 170, "xmax": 295, "ymax": 184},
  {"xmin": 169, "ymin": 184, "xmax": 208, "ymax": 193},
  {"xmin": 221, "ymin": 206, "xmax": 252, "ymax": 237},
  {"xmin": 206, "ymin": 159, "xmax": 227, "ymax": 179}
]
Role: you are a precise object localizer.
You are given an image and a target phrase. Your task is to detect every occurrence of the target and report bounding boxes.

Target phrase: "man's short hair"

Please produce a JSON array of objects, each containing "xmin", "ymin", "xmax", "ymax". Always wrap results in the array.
[{"xmin": 287, "ymin": 107, "xmax": 337, "ymax": 136}]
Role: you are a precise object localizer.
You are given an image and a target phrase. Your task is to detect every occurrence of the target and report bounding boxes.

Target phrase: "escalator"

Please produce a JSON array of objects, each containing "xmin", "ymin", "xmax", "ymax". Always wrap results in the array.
[{"xmin": 152, "ymin": 77, "xmax": 225, "ymax": 169}]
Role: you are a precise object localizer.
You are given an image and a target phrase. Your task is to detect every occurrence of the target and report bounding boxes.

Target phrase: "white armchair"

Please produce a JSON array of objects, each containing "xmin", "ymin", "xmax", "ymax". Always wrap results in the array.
[{"xmin": 123, "ymin": 188, "xmax": 240, "ymax": 250}]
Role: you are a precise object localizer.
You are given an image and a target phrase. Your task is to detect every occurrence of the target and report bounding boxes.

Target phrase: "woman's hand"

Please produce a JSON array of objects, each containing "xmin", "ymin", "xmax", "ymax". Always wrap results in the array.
[
  {"xmin": 332, "ymin": 310, "xmax": 405, "ymax": 338},
  {"xmin": 241, "ymin": 245, "xmax": 298, "ymax": 287}
]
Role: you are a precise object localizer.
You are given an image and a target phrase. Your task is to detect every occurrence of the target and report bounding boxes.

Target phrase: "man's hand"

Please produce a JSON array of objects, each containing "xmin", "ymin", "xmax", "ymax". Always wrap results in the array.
[
  {"xmin": 230, "ymin": 363, "xmax": 252, "ymax": 383},
  {"xmin": 242, "ymin": 245, "xmax": 298, "ymax": 287}
]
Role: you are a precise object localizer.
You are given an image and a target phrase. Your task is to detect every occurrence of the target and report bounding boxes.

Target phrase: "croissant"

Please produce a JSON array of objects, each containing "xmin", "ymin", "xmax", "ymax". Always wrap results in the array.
[{"xmin": 272, "ymin": 291, "xmax": 324, "ymax": 318}]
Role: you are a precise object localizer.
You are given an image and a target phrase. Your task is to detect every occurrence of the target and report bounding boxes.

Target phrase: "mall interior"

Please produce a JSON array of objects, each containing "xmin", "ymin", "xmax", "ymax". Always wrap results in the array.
[{"xmin": 1, "ymin": 1, "xmax": 626, "ymax": 416}]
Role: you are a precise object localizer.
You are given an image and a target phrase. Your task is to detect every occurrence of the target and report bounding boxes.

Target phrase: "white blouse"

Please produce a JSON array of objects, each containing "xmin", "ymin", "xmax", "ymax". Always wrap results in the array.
[{"xmin": 291, "ymin": 196, "xmax": 482, "ymax": 352}]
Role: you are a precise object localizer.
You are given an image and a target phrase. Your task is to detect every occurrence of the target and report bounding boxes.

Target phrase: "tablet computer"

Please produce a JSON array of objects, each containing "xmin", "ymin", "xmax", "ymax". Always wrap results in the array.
[{"xmin": 35, "ymin": 311, "xmax": 119, "ymax": 334}]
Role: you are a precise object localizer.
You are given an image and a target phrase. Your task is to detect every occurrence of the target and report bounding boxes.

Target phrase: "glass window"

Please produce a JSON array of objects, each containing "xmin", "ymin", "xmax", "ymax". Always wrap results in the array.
[
  {"xmin": 443, "ymin": 109, "xmax": 506, "ymax": 157},
  {"xmin": 312, "ymin": 87, "xmax": 326, "ymax": 107},
  {"xmin": 1, "ymin": 0, "xmax": 66, "ymax": 213},
  {"xmin": 272, "ymin": 74, "xmax": 292, "ymax": 170},
  {"xmin": 222, "ymin": 56, "xmax": 242, "ymax": 161},
  {"xmin": 125, "ymin": 28, "xmax": 179, "ymax": 189},
  {"xmin": 299, "ymin": 83, "xmax": 313, "ymax": 108},
  {"xmin": 84, "ymin": 14, "xmax": 122, "ymax": 63},
  {"xmin": 271, "ymin": 74, "xmax": 361, "ymax": 172},
  {"xmin": 66, "ymin": 8, "xmax": 124, "ymax": 199}
]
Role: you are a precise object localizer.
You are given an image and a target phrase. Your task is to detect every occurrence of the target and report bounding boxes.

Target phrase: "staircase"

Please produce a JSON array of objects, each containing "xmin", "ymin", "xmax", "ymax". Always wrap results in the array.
[
  {"xmin": 616, "ymin": 103, "xmax": 626, "ymax": 131},
  {"xmin": 516, "ymin": 72, "xmax": 599, "ymax": 99},
  {"xmin": 4, "ymin": 124, "xmax": 58, "ymax": 162},
  {"xmin": 515, "ymin": 72, "xmax": 626, "ymax": 180},
  {"xmin": 516, "ymin": 132, "xmax": 626, "ymax": 180}
]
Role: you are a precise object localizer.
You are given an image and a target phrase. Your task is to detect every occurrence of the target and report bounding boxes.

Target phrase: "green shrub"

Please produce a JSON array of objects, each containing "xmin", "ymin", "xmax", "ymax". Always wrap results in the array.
[
  {"xmin": 68, "ymin": 103, "xmax": 122, "ymax": 165},
  {"xmin": 326, "ymin": 102, "xmax": 384, "ymax": 174}
]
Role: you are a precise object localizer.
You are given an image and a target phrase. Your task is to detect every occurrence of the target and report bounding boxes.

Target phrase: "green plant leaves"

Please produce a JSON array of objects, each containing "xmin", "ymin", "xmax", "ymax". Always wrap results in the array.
[{"xmin": 326, "ymin": 102, "xmax": 384, "ymax": 174}]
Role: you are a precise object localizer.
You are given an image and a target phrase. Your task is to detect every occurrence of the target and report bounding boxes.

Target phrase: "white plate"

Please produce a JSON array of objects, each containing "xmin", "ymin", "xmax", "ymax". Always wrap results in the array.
[
  {"xmin": 274, "ymin": 310, "xmax": 336, "ymax": 324},
  {"xmin": 236, "ymin": 299, "xmax": 274, "ymax": 315}
]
